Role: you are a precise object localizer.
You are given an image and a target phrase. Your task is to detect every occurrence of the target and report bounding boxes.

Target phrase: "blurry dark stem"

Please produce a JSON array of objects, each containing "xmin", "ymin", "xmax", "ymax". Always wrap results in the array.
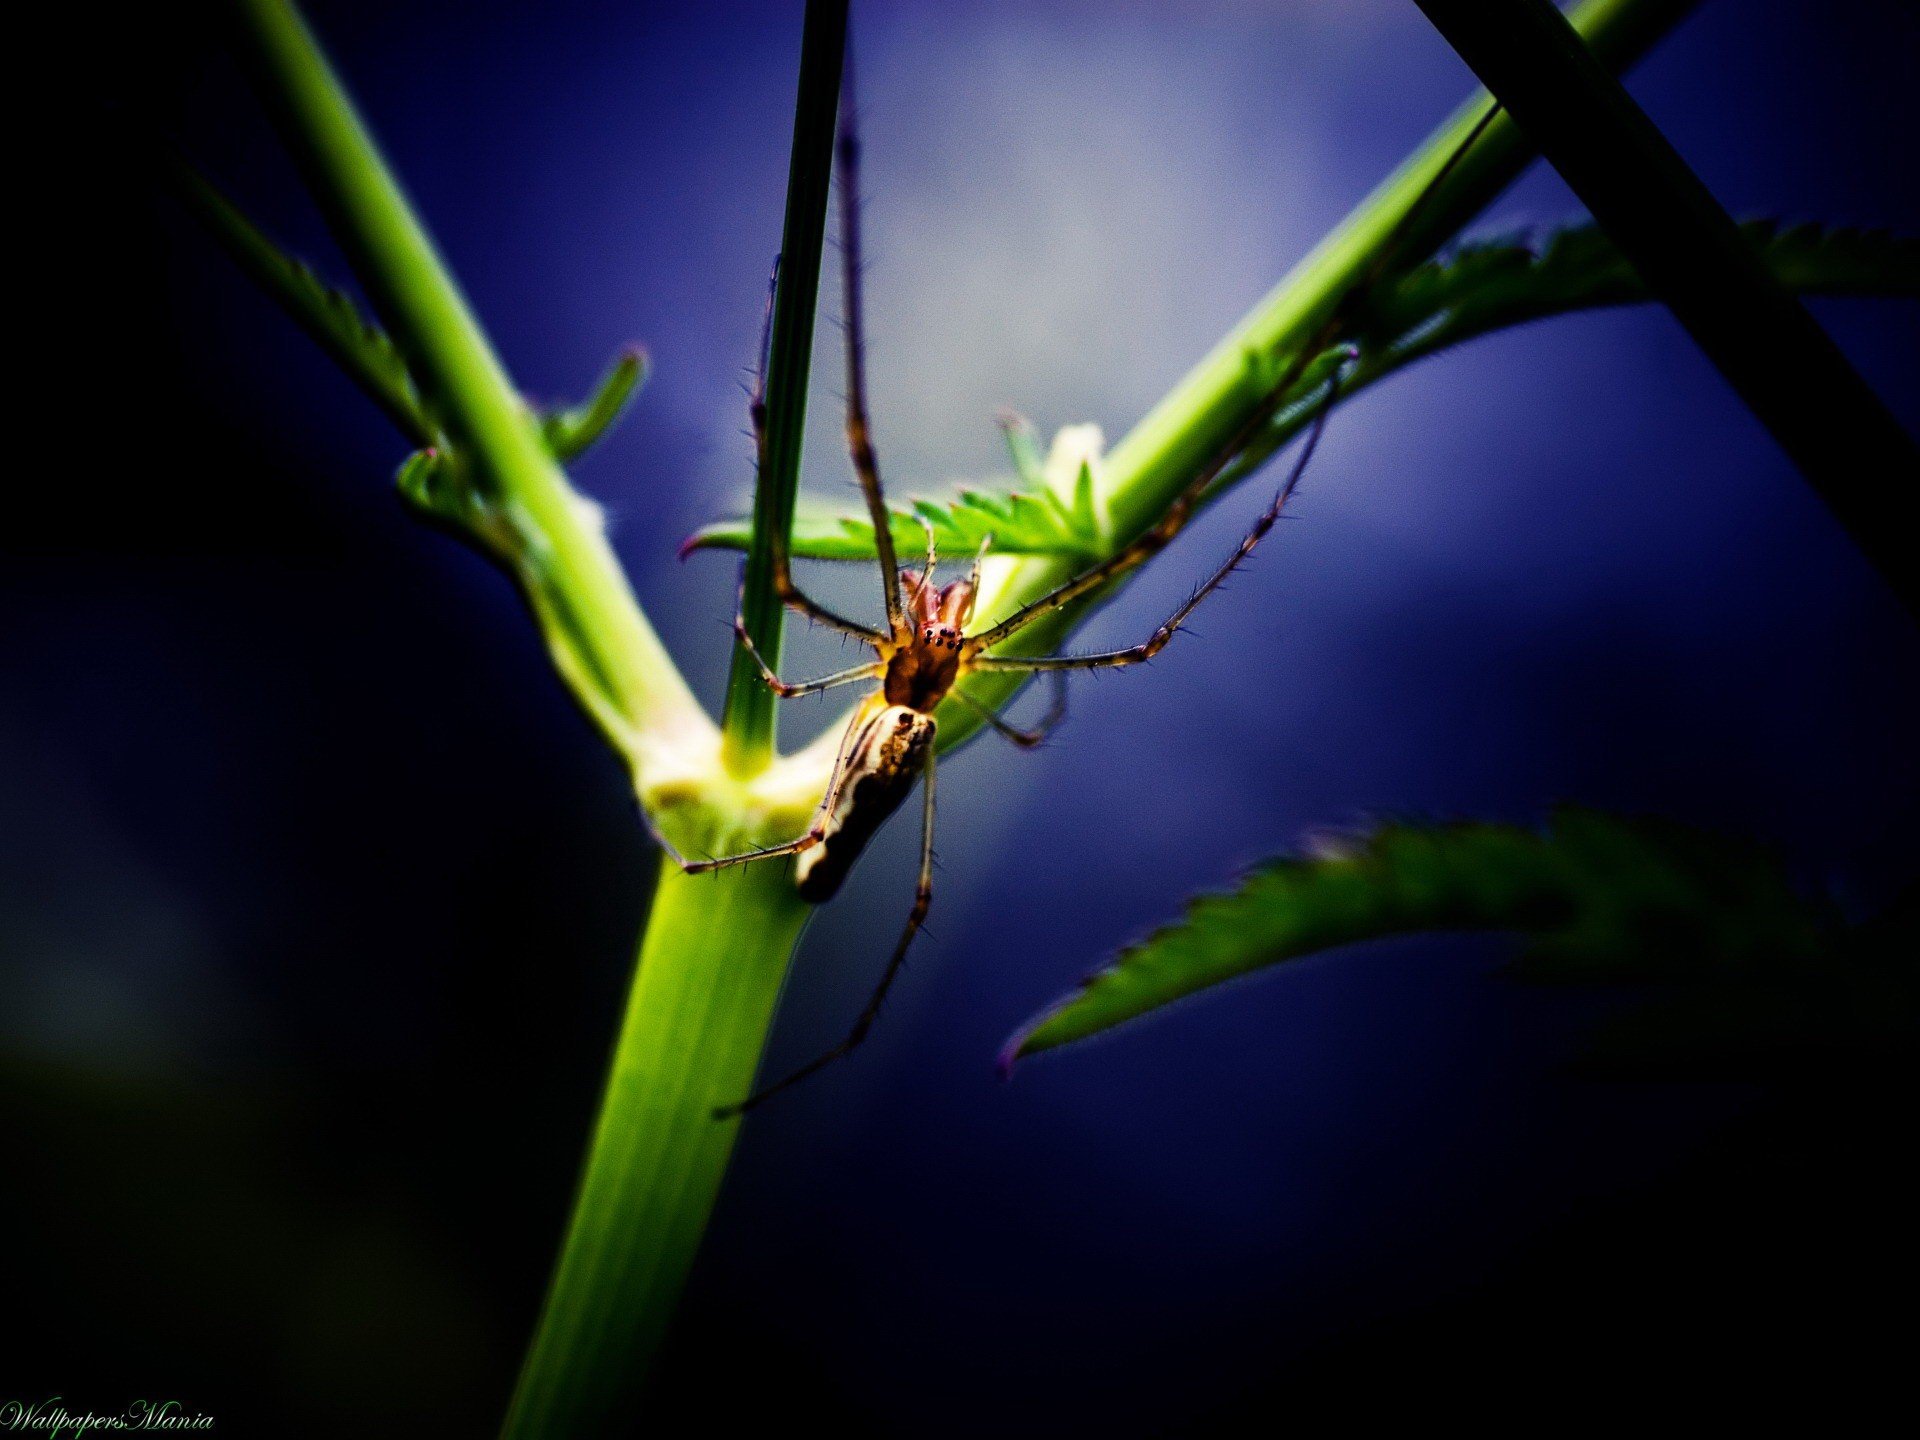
[{"xmin": 1412, "ymin": 0, "xmax": 1920, "ymax": 620}]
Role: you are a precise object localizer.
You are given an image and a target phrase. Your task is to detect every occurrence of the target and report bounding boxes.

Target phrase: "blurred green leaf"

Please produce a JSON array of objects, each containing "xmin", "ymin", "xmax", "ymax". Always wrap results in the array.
[
  {"xmin": 1001, "ymin": 809, "xmax": 1856, "ymax": 1070},
  {"xmin": 169, "ymin": 157, "xmax": 648, "ymax": 471},
  {"xmin": 1361, "ymin": 219, "xmax": 1920, "ymax": 367},
  {"xmin": 541, "ymin": 348, "xmax": 649, "ymax": 460}
]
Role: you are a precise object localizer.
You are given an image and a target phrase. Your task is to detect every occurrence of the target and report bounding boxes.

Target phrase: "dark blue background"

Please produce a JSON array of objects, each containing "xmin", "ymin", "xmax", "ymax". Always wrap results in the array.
[{"xmin": 5, "ymin": 1, "xmax": 1916, "ymax": 1433}]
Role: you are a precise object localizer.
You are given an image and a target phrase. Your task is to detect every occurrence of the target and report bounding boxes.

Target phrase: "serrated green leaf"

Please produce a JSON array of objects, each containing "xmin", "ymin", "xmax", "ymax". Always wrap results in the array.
[
  {"xmin": 1214, "ymin": 220, "xmax": 1920, "ymax": 494},
  {"xmin": 541, "ymin": 348, "xmax": 649, "ymax": 460},
  {"xmin": 1002, "ymin": 808, "xmax": 1836, "ymax": 1068},
  {"xmin": 166, "ymin": 155, "xmax": 431, "ymax": 444},
  {"xmin": 681, "ymin": 478, "xmax": 1105, "ymax": 562},
  {"xmin": 1360, "ymin": 218, "xmax": 1920, "ymax": 369}
]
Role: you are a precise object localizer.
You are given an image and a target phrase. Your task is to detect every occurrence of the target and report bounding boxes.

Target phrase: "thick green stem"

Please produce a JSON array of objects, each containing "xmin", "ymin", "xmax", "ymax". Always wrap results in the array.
[{"xmin": 502, "ymin": 860, "xmax": 810, "ymax": 1436}]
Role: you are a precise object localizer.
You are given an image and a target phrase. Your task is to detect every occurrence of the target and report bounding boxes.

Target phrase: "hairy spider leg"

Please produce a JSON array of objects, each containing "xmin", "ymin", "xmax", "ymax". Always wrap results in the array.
[
  {"xmin": 967, "ymin": 532, "xmax": 992, "ymax": 596},
  {"xmin": 680, "ymin": 704, "xmax": 871, "ymax": 876},
  {"xmin": 836, "ymin": 48, "xmax": 908, "ymax": 640},
  {"xmin": 745, "ymin": 255, "xmax": 881, "ymax": 644},
  {"xmin": 970, "ymin": 361, "xmax": 1348, "ymax": 674},
  {"xmin": 950, "ymin": 673, "xmax": 1068, "ymax": 748},
  {"xmin": 717, "ymin": 747, "xmax": 937, "ymax": 1118},
  {"xmin": 962, "ymin": 103, "xmax": 1501, "ymax": 664},
  {"xmin": 732, "ymin": 619, "xmax": 883, "ymax": 698}
]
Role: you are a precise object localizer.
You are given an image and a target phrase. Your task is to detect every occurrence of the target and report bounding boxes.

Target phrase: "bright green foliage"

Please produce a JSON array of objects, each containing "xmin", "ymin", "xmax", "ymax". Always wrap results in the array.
[
  {"xmin": 688, "ymin": 223, "xmax": 1920, "ymax": 562},
  {"xmin": 682, "ymin": 479, "xmax": 1105, "ymax": 564},
  {"xmin": 1000, "ymin": 809, "xmax": 1906, "ymax": 1072},
  {"xmin": 686, "ymin": 404, "xmax": 1105, "ymax": 562}
]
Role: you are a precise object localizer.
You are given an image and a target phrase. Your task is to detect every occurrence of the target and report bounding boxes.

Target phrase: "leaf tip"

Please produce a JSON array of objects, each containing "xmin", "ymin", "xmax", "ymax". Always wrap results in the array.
[{"xmin": 994, "ymin": 1032, "xmax": 1027, "ymax": 1081}]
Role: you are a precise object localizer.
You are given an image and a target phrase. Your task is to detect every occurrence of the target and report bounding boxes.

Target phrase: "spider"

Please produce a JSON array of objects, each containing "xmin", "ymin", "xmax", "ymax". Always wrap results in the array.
[{"xmin": 680, "ymin": 75, "xmax": 1352, "ymax": 1119}]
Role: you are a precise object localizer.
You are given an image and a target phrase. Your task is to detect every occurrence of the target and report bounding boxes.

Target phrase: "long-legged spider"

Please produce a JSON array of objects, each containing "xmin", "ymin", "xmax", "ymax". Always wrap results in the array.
[{"xmin": 683, "ymin": 77, "xmax": 1351, "ymax": 1118}]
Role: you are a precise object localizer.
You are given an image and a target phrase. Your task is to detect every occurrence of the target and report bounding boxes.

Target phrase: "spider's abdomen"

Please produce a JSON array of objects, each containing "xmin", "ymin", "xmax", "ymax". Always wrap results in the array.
[{"xmin": 796, "ymin": 704, "xmax": 936, "ymax": 903}]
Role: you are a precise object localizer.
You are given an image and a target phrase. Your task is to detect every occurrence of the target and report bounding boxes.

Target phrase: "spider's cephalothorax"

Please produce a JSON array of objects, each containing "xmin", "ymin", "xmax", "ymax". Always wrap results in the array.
[
  {"xmin": 681, "ymin": 61, "xmax": 1352, "ymax": 1118},
  {"xmin": 883, "ymin": 570, "xmax": 975, "ymax": 711}
]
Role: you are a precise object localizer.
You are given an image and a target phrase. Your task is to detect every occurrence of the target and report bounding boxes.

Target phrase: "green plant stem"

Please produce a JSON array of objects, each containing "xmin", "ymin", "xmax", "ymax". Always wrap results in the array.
[
  {"xmin": 1411, "ymin": 0, "xmax": 1920, "ymax": 620},
  {"xmin": 226, "ymin": 0, "xmax": 705, "ymax": 748},
  {"xmin": 721, "ymin": 0, "xmax": 850, "ymax": 775},
  {"xmin": 502, "ymin": 859, "xmax": 811, "ymax": 1437}
]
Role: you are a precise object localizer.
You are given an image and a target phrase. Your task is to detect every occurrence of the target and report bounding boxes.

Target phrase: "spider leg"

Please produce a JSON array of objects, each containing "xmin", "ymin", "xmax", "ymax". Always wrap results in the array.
[
  {"xmin": 948, "ymin": 673, "xmax": 1067, "ymax": 748},
  {"xmin": 971, "ymin": 363, "xmax": 1346, "ymax": 673},
  {"xmin": 909, "ymin": 515, "xmax": 938, "ymax": 610},
  {"xmin": 715, "ymin": 748, "xmax": 936, "ymax": 1118},
  {"xmin": 965, "ymin": 105, "xmax": 1495, "ymax": 660},
  {"xmin": 967, "ymin": 532, "xmax": 993, "ymax": 598},
  {"xmin": 732, "ymin": 619, "xmax": 883, "ymax": 698},
  {"xmin": 681, "ymin": 829, "xmax": 825, "ymax": 875},
  {"xmin": 747, "ymin": 255, "xmax": 884, "ymax": 644},
  {"xmin": 837, "ymin": 55, "xmax": 907, "ymax": 638},
  {"xmin": 681, "ymin": 710, "xmax": 865, "ymax": 875}
]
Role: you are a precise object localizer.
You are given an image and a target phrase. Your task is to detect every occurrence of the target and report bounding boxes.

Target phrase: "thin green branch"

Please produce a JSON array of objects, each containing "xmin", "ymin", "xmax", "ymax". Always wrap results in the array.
[
  {"xmin": 1411, "ymin": 0, "xmax": 1920, "ymax": 619},
  {"xmin": 721, "ymin": 0, "xmax": 851, "ymax": 775},
  {"xmin": 226, "ymin": 0, "xmax": 708, "ymax": 754},
  {"xmin": 544, "ymin": 348, "xmax": 650, "ymax": 461}
]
